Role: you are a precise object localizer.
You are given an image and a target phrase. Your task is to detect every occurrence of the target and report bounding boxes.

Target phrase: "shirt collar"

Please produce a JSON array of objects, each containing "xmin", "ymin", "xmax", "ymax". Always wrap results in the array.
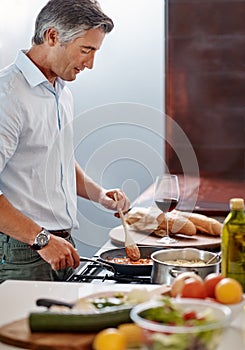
[{"xmin": 15, "ymin": 50, "xmax": 65, "ymax": 91}]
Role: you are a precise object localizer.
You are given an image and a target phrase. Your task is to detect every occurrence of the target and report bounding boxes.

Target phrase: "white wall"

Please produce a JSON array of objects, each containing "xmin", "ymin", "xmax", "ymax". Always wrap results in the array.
[{"xmin": 0, "ymin": 0, "xmax": 164, "ymax": 256}]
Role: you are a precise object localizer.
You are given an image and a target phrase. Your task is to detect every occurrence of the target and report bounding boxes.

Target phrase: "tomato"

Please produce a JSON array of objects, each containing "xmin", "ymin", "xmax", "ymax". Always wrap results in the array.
[
  {"xmin": 204, "ymin": 273, "xmax": 224, "ymax": 298},
  {"xmin": 183, "ymin": 311, "xmax": 197, "ymax": 320},
  {"xmin": 170, "ymin": 272, "xmax": 203, "ymax": 297},
  {"xmin": 215, "ymin": 278, "xmax": 243, "ymax": 304},
  {"xmin": 181, "ymin": 277, "xmax": 207, "ymax": 299},
  {"xmin": 93, "ymin": 328, "xmax": 127, "ymax": 350}
]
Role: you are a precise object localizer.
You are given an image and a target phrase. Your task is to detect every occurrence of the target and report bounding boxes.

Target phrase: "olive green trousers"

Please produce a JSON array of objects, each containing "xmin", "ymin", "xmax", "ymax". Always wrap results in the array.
[{"xmin": 0, "ymin": 234, "xmax": 75, "ymax": 283}]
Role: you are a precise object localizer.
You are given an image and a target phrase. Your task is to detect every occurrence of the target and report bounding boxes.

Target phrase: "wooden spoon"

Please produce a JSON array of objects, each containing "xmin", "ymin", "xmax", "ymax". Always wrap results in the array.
[
  {"xmin": 114, "ymin": 193, "xmax": 140, "ymax": 261},
  {"xmin": 206, "ymin": 251, "xmax": 221, "ymax": 265}
]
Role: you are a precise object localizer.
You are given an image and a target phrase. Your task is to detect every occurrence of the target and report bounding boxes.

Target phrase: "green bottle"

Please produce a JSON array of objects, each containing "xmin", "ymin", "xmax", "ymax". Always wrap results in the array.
[{"xmin": 221, "ymin": 198, "xmax": 245, "ymax": 291}]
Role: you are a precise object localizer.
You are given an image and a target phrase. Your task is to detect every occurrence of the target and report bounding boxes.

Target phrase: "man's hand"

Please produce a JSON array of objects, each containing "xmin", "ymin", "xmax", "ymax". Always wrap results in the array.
[
  {"xmin": 99, "ymin": 188, "xmax": 130, "ymax": 215},
  {"xmin": 38, "ymin": 235, "xmax": 80, "ymax": 270}
]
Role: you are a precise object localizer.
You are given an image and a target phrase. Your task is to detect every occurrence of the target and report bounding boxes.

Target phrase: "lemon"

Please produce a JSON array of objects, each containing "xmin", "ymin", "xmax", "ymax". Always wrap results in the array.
[
  {"xmin": 93, "ymin": 328, "xmax": 126, "ymax": 350},
  {"xmin": 215, "ymin": 277, "xmax": 243, "ymax": 304},
  {"xmin": 118, "ymin": 323, "xmax": 143, "ymax": 347}
]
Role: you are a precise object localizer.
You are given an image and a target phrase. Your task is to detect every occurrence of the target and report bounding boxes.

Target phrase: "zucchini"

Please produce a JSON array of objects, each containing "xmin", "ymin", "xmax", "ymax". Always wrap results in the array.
[{"xmin": 29, "ymin": 306, "xmax": 132, "ymax": 332}]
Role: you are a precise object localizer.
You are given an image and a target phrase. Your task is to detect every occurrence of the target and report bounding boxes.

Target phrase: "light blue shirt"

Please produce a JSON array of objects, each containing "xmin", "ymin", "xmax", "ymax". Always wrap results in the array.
[{"xmin": 0, "ymin": 50, "xmax": 79, "ymax": 230}]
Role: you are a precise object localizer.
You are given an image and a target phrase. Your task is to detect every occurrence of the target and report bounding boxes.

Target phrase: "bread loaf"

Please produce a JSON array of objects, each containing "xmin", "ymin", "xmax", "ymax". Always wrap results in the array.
[
  {"xmin": 156, "ymin": 212, "xmax": 196, "ymax": 236},
  {"xmin": 175, "ymin": 211, "xmax": 222, "ymax": 236},
  {"xmin": 125, "ymin": 207, "xmax": 196, "ymax": 237}
]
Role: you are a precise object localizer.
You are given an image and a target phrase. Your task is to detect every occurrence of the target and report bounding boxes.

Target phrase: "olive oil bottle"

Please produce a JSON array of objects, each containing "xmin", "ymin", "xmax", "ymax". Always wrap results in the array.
[{"xmin": 221, "ymin": 198, "xmax": 245, "ymax": 291}]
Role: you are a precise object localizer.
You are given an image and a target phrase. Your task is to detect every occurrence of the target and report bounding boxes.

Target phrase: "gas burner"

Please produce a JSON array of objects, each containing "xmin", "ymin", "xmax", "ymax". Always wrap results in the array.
[{"xmin": 67, "ymin": 259, "xmax": 153, "ymax": 284}]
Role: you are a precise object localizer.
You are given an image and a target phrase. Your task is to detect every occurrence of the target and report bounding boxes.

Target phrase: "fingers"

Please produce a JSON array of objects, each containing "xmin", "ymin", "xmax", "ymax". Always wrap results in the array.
[
  {"xmin": 105, "ymin": 189, "xmax": 131, "ymax": 212},
  {"xmin": 115, "ymin": 190, "xmax": 130, "ymax": 212},
  {"xmin": 114, "ymin": 208, "xmax": 131, "ymax": 218},
  {"xmin": 40, "ymin": 236, "xmax": 80, "ymax": 271},
  {"xmin": 50, "ymin": 250, "xmax": 80, "ymax": 271},
  {"xmin": 73, "ymin": 249, "xmax": 81, "ymax": 268}
]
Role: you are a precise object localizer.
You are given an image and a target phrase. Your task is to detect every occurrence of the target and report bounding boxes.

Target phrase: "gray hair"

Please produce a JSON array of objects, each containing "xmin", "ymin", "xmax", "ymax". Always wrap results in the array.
[{"xmin": 32, "ymin": 0, "xmax": 114, "ymax": 45}]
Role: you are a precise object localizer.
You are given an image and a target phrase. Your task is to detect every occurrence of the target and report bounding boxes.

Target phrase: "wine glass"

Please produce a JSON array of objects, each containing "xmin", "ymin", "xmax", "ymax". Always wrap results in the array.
[{"xmin": 154, "ymin": 174, "xmax": 180, "ymax": 244}]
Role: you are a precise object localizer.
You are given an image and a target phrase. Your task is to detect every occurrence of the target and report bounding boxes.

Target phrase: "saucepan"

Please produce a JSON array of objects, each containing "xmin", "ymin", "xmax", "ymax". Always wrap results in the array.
[
  {"xmin": 151, "ymin": 248, "xmax": 221, "ymax": 285},
  {"xmin": 80, "ymin": 246, "xmax": 164, "ymax": 276}
]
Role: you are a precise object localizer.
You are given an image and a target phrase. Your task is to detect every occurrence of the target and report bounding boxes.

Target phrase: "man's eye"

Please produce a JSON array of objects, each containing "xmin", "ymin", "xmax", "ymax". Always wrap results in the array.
[{"xmin": 81, "ymin": 48, "xmax": 91, "ymax": 54}]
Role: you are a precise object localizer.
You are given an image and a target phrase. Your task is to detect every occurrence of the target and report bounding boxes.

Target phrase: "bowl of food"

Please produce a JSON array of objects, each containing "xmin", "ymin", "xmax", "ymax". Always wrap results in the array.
[{"xmin": 130, "ymin": 297, "xmax": 231, "ymax": 350}]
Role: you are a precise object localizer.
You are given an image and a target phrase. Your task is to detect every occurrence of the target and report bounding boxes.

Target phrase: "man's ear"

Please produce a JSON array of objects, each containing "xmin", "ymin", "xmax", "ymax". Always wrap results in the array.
[{"xmin": 46, "ymin": 28, "xmax": 59, "ymax": 46}]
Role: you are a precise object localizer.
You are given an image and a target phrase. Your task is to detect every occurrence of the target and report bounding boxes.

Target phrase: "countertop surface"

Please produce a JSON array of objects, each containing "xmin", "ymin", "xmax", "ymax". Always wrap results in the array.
[
  {"xmin": 0, "ymin": 279, "xmax": 244, "ymax": 350},
  {"xmin": 0, "ymin": 280, "xmax": 157, "ymax": 350},
  {"xmin": 0, "ymin": 238, "xmax": 244, "ymax": 350}
]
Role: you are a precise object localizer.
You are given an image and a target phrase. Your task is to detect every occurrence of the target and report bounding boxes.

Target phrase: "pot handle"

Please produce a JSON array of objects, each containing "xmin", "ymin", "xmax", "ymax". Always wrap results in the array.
[
  {"xmin": 79, "ymin": 257, "xmax": 115, "ymax": 274},
  {"xmin": 169, "ymin": 268, "xmax": 200, "ymax": 278}
]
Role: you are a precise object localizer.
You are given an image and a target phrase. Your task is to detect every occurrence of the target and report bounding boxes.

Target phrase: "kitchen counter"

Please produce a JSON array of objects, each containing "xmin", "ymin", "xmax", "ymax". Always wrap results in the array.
[
  {"xmin": 0, "ymin": 280, "xmax": 81, "ymax": 349},
  {"xmin": 0, "ymin": 280, "xmax": 159, "ymax": 350},
  {"xmin": 0, "ymin": 279, "xmax": 244, "ymax": 350},
  {"xmin": 132, "ymin": 175, "xmax": 244, "ymax": 216}
]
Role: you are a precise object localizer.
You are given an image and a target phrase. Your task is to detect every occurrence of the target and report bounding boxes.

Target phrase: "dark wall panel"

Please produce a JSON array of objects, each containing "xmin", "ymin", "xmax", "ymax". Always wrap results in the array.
[{"xmin": 166, "ymin": 0, "xmax": 245, "ymax": 180}]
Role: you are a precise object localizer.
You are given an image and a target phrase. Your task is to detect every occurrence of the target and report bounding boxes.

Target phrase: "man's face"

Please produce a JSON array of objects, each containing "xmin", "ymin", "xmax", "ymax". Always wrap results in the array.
[{"xmin": 49, "ymin": 28, "xmax": 106, "ymax": 81}]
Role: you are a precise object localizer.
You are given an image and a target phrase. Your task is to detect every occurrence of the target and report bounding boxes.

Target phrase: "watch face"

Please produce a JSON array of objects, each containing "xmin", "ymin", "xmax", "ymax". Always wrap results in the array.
[
  {"xmin": 38, "ymin": 234, "xmax": 49, "ymax": 245},
  {"xmin": 31, "ymin": 230, "xmax": 50, "ymax": 250}
]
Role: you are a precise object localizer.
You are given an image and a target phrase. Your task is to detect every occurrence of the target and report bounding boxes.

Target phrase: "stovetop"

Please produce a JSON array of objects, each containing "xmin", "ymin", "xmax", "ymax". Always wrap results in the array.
[{"xmin": 67, "ymin": 258, "xmax": 152, "ymax": 284}]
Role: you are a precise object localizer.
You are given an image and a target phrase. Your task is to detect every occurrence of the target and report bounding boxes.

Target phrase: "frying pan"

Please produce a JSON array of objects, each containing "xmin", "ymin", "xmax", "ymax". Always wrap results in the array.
[{"xmin": 80, "ymin": 246, "xmax": 164, "ymax": 276}]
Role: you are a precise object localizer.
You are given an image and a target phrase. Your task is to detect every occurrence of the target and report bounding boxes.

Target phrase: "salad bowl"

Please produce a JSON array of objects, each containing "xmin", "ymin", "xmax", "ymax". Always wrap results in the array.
[{"xmin": 130, "ymin": 297, "xmax": 231, "ymax": 350}]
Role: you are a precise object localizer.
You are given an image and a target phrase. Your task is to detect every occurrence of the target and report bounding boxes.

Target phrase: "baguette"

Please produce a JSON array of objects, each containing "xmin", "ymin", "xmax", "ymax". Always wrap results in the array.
[
  {"xmin": 125, "ymin": 207, "xmax": 196, "ymax": 237},
  {"xmin": 175, "ymin": 210, "xmax": 222, "ymax": 236},
  {"xmin": 155, "ymin": 212, "xmax": 196, "ymax": 236}
]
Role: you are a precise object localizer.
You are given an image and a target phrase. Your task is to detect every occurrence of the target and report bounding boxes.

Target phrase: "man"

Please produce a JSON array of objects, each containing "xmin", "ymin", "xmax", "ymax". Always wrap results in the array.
[{"xmin": 0, "ymin": 0, "xmax": 130, "ymax": 282}]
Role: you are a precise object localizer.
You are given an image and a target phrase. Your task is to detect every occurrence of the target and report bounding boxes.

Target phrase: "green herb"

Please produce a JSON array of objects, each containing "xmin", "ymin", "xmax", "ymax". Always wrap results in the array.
[{"xmin": 92, "ymin": 296, "xmax": 125, "ymax": 309}]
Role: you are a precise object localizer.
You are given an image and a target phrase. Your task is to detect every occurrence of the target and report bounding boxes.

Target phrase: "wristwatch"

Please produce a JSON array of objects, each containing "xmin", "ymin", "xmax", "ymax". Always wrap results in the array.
[{"xmin": 31, "ymin": 228, "xmax": 50, "ymax": 250}]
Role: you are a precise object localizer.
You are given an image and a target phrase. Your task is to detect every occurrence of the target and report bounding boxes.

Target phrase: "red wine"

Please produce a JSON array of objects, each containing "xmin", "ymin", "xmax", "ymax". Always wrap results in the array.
[{"xmin": 155, "ymin": 198, "xmax": 178, "ymax": 212}]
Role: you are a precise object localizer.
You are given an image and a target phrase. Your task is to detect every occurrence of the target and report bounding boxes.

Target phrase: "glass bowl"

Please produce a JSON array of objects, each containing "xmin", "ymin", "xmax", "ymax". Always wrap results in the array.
[
  {"xmin": 227, "ymin": 295, "xmax": 245, "ymax": 321},
  {"xmin": 130, "ymin": 297, "xmax": 231, "ymax": 350}
]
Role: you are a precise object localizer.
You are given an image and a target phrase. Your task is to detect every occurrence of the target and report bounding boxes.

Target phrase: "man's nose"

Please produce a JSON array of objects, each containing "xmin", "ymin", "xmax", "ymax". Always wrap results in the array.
[{"xmin": 84, "ymin": 54, "xmax": 95, "ymax": 70}]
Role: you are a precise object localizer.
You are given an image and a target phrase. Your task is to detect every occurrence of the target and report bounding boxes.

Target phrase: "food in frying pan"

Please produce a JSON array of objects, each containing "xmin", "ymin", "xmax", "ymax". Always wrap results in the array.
[{"xmin": 105, "ymin": 256, "xmax": 152, "ymax": 265}]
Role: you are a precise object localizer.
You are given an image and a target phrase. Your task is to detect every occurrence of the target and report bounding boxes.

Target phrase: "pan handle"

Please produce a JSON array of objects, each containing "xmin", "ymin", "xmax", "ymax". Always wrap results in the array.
[
  {"xmin": 169, "ymin": 268, "xmax": 199, "ymax": 278},
  {"xmin": 79, "ymin": 257, "xmax": 115, "ymax": 273}
]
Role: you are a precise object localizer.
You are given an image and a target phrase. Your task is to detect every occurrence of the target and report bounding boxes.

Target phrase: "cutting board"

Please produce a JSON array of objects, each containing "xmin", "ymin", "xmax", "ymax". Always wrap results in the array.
[
  {"xmin": 109, "ymin": 225, "xmax": 221, "ymax": 249},
  {"xmin": 0, "ymin": 318, "xmax": 95, "ymax": 350}
]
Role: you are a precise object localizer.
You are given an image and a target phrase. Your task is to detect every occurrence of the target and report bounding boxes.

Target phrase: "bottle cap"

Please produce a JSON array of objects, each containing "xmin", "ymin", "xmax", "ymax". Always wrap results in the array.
[{"xmin": 230, "ymin": 198, "xmax": 244, "ymax": 210}]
